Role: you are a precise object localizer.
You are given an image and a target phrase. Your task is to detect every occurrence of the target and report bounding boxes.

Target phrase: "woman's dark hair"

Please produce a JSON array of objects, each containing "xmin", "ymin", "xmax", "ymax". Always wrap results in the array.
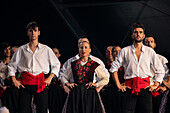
[{"xmin": 0, "ymin": 42, "xmax": 10, "ymax": 60}]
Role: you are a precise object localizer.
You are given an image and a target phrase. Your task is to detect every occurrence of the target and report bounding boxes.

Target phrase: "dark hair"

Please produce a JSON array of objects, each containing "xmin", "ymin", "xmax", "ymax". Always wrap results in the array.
[
  {"xmin": 0, "ymin": 42, "xmax": 11, "ymax": 60},
  {"xmin": 111, "ymin": 45, "xmax": 121, "ymax": 56},
  {"xmin": 79, "ymin": 34, "xmax": 89, "ymax": 39},
  {"xmin": 26, "ymin": 21, "xmax": 40, "ymax": 31},
  {"xmin": 131, "ymin": 22, "xmax": 145, "ymax": 33},
  {"xmin": 146, "ymin": 34, "xmax": 154, "ymax": 38},
  {"xmin": 145, "ymin": 34, "xmax": 156, "ymax": 43}
]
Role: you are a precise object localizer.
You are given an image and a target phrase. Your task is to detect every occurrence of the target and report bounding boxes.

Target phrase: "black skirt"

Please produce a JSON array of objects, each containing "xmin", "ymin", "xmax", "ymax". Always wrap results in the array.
[{"xmin": 62, "ymin": 84, "xmax": 105, "ymax": 113}]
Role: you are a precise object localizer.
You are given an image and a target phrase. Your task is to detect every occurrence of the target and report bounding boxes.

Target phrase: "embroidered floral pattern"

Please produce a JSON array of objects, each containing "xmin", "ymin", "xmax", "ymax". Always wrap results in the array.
[{"xmin": 75, "ymin": 58, "xmax": 94, "ymax": 83}]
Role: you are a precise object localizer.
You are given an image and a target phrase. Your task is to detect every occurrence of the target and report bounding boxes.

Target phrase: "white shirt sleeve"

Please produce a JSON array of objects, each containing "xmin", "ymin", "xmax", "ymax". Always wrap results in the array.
[
  {"xmin": 8, "ymin": 48, "xmax": 21, "ymax": 76},
  {"xmin": 110, "ymin": 49, "xmax": 124, "ymax": 73},
  {"xmin": 90, "ymin": 55, "xmax": 110, "ymax": 78},
  {"xmin": 60, "ymin": 64, "xmax": 72, "ymax": 85},
  {"xmin": 151, "ymin": 52, "xmax": 165, "ymax": 83},
  {"xmin": 95, "ymin": 66, "xmax": 109, "ymax": 87},
  {"xmin": 48, "ymin": 48, "xmax": 61, "ymax": 77}
]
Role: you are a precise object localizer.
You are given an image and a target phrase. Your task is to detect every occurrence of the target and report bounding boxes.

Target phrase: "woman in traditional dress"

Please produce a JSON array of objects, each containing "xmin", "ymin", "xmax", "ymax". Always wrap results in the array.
[{"xmin": 61, "ymin": 41, "xmax": 109, "ymax": 113}]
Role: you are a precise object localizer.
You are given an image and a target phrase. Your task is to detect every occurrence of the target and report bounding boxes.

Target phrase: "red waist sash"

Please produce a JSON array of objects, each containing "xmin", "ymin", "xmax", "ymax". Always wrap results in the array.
[
  {"xmin": 125, "ymin": 77, "xmax": 150, "ymax": 95},
  {"xmin": 21, "ymin": 72, "xmax": 46, "ymax": 93}
]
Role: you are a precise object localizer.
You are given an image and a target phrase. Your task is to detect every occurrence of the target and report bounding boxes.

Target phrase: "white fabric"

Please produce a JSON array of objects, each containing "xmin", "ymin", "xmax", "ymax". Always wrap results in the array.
[
  {"xmin": 0, "ymin": 62, "xmax": 8, "ymax": 80},
  {"xmin": 110, "ymin": 44, "xmax": 165, "ymax": 83},
  {"xmin": 60, "ymin": 61, "xmax": 109, "ymax": 87},
  {"xmin": 8, "ymin": 43, "xmax": 60, "ymax": 77},
  {"xmin": 150, "ymin": 54, "xmax": 169, "ymax": 84},
  {"xmin": 0, "ymin": 107, "xmax": 9, "ymax": 113},
  {"xmin": 59, "ymin": 54, "xmax": 110, "ymax": 83}
]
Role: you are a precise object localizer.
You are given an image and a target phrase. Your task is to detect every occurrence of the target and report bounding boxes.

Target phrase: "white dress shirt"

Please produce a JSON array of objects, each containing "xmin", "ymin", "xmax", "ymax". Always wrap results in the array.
[
  {"xmin": 150, "ymin": 54, "xmax": 169, "ymax": 84},
  {"xmin": 110, "ymin": 44, "xmax": 165, "ymax": 83},
  {"xmin": 60, "ymin": 61, "xmax": 109, "ymax": 87},
  {"xmin": 8, "ymin": 43, "xmax": 60, "ymax": 77},
  {"xmin": 59, "ymin": 54, "xmax": 110, "ymax": 83}
]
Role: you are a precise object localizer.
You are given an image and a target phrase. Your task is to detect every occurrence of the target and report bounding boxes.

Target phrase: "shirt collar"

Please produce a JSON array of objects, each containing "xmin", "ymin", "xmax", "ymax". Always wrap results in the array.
[
  {"xmin": 75, "ymin": 54, "xmax": 92, "ymax": 59},
  {"xmin": 131, "ymin": 44, "xmax": 145, "ymax": 53},
  {"xmin": 26, "ymin": 43, "xmax": 41, "ymax": 51}
]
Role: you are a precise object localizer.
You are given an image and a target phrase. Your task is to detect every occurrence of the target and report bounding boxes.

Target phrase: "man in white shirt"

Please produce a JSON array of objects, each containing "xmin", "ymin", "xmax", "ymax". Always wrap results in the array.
[
  {"xmin": 59, "ymin": 37, "xmax": 110, "ymax": 93},
  {"xmin": 144, "ymin": 34, "xmax": 169, "ymax": 82},
  {"xmin": 144, "ymin": 34, "xmax": 169, "ymax": 113},
  {"xmin": 110, "ymin": 22, "xmax": 165, "ymax": 113},
  {"xmin": 8, "ymin": 21, "xmax": 60, "ymax": 113}
]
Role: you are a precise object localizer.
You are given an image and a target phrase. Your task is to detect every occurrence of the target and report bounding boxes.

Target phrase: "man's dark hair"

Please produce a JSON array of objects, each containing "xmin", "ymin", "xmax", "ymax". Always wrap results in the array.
[
  {"xmin": 26, "ymin": 21, "xmax": 40, "ymax": 31},
  {"xmin": 131, "ymin": 22, "xmax": 145, "ymax": 33}
]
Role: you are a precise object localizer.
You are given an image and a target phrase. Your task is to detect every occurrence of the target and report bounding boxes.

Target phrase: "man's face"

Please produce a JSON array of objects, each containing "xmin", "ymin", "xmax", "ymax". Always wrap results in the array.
[
  {"xmin": 144, "ymin": 37, "xmax": 156, "ymax": 49},
  {"xmin": 106, "ymin": 46, "xmax": 113, "ymax": 60},
  {"xmin": 27, "ymin": 27, "xmax": 40, "ymax": 41},
  {"xmin": 132, "ymin": 28, "xmax": 145, "ymax": 43},
  {"xmin": 113, "ymin": 46, "xmax": 121, "ymax": 58}
]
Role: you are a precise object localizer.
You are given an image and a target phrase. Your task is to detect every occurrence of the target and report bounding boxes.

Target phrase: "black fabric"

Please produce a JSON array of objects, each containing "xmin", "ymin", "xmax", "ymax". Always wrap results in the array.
[
  {"xmin": 1, "ymin": 86, "xmax": 19, "ymax": 113},
  {"xmin": 18, "ymin": 85, "xmax": 48, "ymax": 113},
  {"xmin": 100, "ymin": 84, "xmax": 121, "ymax": 113},
  {"xmin": 48, "ymin": 80, "xmax": 67, "ymax": 113},
  {"xmin": 71, "ymin": 59, "xmax": 99, "ymax": 84},
  {"xmin": 100, "ymin": 63, "xmax": 124, "ymax": 113},
  {"xmin": 152, "ymin": 93, "xmax": 163, "ymax": 113},
  {"xmin": 63, "ymin": 84, "xmax": 104, "ymax": 113},
  {"xmin": 164, "ymin": 90, "xmax": 170, "ymax": 113},
  {"xmin": 121, "ymin": 88, "xmax": 152, "ymax": 113}
]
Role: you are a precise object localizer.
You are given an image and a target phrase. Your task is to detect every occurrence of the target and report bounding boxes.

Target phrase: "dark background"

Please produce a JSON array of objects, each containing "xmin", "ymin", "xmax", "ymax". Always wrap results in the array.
[{"xmin": 1, "ymin": 0, "xmax": 170, "ymax": 64}]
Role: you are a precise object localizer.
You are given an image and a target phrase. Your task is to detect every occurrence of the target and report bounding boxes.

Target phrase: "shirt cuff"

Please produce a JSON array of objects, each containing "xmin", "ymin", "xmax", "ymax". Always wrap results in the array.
[{"xmin": 109, "ymin": 68, "xmax": 118, "ymax": 73}]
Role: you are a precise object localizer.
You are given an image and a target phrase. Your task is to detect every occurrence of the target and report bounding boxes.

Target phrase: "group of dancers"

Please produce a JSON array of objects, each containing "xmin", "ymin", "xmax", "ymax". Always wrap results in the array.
[{"xmin": 0, "ymin": 21, "xmax": 169, "ymax": 113}]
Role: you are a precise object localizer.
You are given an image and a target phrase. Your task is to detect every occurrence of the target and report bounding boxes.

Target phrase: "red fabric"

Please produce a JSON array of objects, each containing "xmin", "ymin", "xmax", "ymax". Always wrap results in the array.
[
  {"xmin": 21, "ymin": 72, "xmax": 46, "ymax": 93},
  {"xmin": 152, "ymin": 86, "xmax": 161, "ymax": 97},
  {"xmin": 125, "ymin": 77, "xmax": 150, "ymax": 95},
  {"xmin": 0, "ymin": 87, "xmax": 3, "ymax": 98}
]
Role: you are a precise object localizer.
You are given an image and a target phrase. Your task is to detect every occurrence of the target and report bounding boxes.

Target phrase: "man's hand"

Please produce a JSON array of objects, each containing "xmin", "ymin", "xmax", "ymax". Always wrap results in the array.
[
  {"xmin": 149, "ymin": 82, "xmax": 160, "ymax": 92},
  {"xmin": 45, "ymin": 73, "xmax": 55, "ymax": 86},
  {"xmin": 157, "ymin": 86, "xmax": 167, "ymax": 93},
  {"xmin": 118, "ymin": 84, "xmax": 130, "ymax": 92},
  {"xmin": 44, "ymin": 77, "xmax": 52, "ymax": 86},
  {"xmin": 162, "ymin": 81, "xmax": 170, "ymax": 89},
  {"xmin": 12, "ymin": 76, "xmax": 25, "ymax": 89}
]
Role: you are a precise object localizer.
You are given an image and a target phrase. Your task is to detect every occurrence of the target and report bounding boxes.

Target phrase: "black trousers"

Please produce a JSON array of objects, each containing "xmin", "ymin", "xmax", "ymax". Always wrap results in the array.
[
  {"xmin": 121, "ymin": 88, "xmax": 153, "ymax": 113},
  {"xmin": 1, "ymin": 86, "xmax": 19, "ymax": 113},
  {"xmin": 152, "ymin": 93, "xmax": 163, "ymax": 113},
  {"xmin": 19, "ymin": 85, "xmax": 48, "ymax": 113}
]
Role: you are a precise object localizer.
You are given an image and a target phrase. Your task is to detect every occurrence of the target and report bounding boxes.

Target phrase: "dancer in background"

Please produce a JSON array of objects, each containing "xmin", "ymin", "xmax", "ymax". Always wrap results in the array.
[{"xmin": 144, "ymin": 34, "xmax": 169, "ymax": 113}]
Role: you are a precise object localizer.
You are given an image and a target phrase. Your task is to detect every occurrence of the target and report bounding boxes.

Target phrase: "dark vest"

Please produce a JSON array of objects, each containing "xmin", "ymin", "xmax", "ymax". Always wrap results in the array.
[{"xmin": 71, "ymin": 60, "xmax": 99, "ymax": 84}]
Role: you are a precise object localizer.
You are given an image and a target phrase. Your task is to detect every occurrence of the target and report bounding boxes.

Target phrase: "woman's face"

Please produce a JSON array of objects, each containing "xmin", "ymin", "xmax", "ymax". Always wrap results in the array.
[
  {"xmin": 4, "ymin": 46, "xmax": 11, "ymax": 57},
  {"xmin": 79, "ymin": 42, "xmax": 91, "ymax": 58}
]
